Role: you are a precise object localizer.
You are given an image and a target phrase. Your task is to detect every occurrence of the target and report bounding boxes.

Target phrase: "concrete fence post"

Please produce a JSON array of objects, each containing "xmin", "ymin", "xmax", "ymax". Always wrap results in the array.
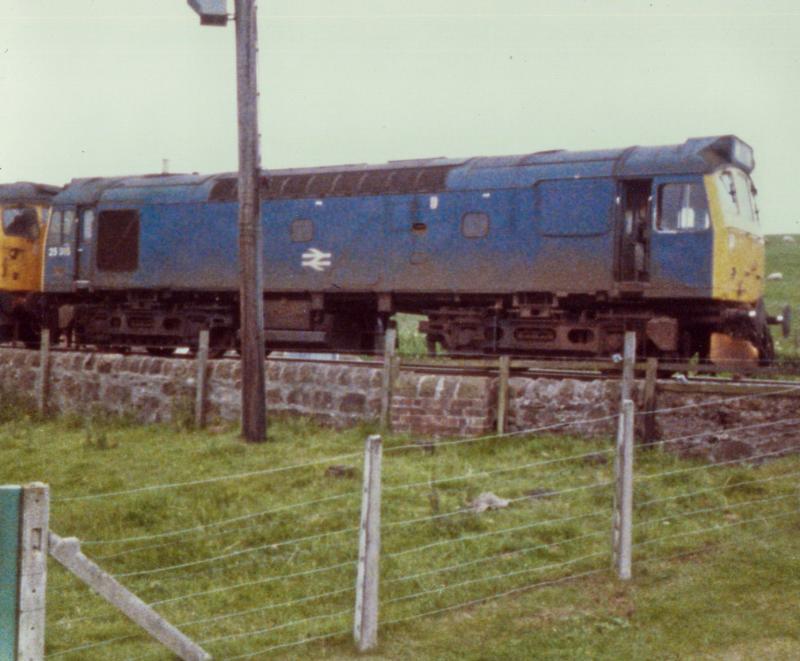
[
  {"xmin": 380, "ymin": 327, "xmax": 397, "ymax": 431},
  {"xmin": 49, "ymin": 533, "xmax": 210, "ymax": 660},
  {"xmin": 194, "ymin": 329, "xmax": 210, "ymax": 428},
  {"xmin": 1, "ymin": 482, "xmax": 49, "ymax": 661},
  {"xmin": 354, "ymin": 434, "xmax": 382, "ymax": 651},
  {"xmin": 612, "ymin": 331, "xmax": 636, "ymax": 580},
  {"xmin": 35, "ymin": 330, "xmax": 51, "ymax": 415},
  {"xmin": 612, "ymin": 400, "xmax": 635, "ymax": 580}
]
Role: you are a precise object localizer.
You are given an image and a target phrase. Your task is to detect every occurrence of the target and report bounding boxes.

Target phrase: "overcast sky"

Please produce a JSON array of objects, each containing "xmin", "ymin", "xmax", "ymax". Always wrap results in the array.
[{"xmin": 2, "ymin": 0, "xmax": 800, "ymax": 233}]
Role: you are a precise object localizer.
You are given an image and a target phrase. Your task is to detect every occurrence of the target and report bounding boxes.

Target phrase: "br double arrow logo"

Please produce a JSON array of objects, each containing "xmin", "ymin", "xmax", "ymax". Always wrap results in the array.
[{"xmin": 301, "ymin": 247, "xmax": 332, "ymax": 272}]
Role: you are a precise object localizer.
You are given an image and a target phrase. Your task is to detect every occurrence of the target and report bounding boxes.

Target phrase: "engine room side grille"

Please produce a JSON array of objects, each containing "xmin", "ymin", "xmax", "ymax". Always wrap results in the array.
[{"xmin": 208, "ymin": 165, "xmax": 454, "ymax": 202}]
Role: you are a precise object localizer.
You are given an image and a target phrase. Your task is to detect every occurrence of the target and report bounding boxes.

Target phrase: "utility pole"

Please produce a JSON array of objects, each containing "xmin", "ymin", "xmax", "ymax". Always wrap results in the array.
[
  {"xmin": 234, "ymin": 0, "xmax": 266, "ymax": 442},
  {"xmin": 188, "ymin": 0, "xmax": 266, "ymax": 442}
]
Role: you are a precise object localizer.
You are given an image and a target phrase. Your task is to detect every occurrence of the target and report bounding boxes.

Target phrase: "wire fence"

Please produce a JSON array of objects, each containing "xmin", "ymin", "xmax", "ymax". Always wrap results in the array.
[{"xmin": 36, "ymin": 378, "xmax": 800, "ymax": 660}]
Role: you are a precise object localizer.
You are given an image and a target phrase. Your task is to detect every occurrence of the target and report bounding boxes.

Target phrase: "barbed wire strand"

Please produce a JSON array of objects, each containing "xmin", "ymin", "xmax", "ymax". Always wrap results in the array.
[
  {"xmin": 384, "ymin": 413, "xmax": 621, "ymax": 453},
  {"xmin": 382, "ymin": 477, "xmax": 618, "ymax": 535},
  {"xmin": 636, "ymin": 443, "xmax": 800, "ymax": 484},
  {"xmin": 386, "ymin": 550, "xmax": 607, "ymax": 606},
  {"xmin": 115, "ymin": 523, "xmax": 360, "ymax": 579},
  {"xmin": 637, "ymin": 470, "xmax": 800, "ymax": 509},
  {"xmin": 386, "ymin": 503, "xmax": 612, "ymax": 560},
  {"xmin": 179, "ymin": 584, "xmax": 354, "ymax": 630},
  {"xmin": 83, "ymin": 489, "xmax": 360, "ymax": 547},
  {"xmin": 382, "ymin": 446, "xmax": 614, "ymax": 493},
  {"xmin": 95, "ymin": 501, "xmax": 362, "ymax": 562},
  {"xmin": 55, "ymin": 451, "xmax": 363, "ymax": 503},
  {"xmin": 644, "ymin": 416, "xmax": 800, "ymax": 452},
  {"xmin": 222, "ymin": 627, "xmax": 350, "ymax": 661},
  {"xmin": 55, "ymin": 557, "xmax": 357, "ymax": 636},
  {"xmin": 386, "ymin": 528, "xmax": 608, "ymax": 587},
  {"xmin": 633, "ymin": 509, "xmax": 799, "ymax": 550},
  {"xmin": 636, "ymin": 384, "xmax": 800, "ymax": 418},
  {"xmin": 149, "ymin": 559, "xmax": 356, "ymax": 608},
  {"xmin": 127, "ymin": 604, "xmax": 354, "ymax": 661},
  {"xmin": 201, "ymin": 606, "xmax": 352, "ymax": 646},
  {"xmin": 635, "ymin": 493, "xmax": 796, "ymax": 530},
  {"xmin": 44, "ymin": 632, "xmax": 141, "ymax": 659},
  {"xmin": 380, "ymin": 566, "xmax": 605, "ymax": 628}
]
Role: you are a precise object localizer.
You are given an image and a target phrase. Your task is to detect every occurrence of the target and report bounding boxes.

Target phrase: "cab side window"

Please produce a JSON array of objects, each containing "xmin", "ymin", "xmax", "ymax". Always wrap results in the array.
[
  {"xmin": 2, "ymin": 206, "xmax": 40, "ymax": 241},
  {"xmin": 716, "ymin": 169, "xmax": 759, "ymax": 231},
  {"xmin": 656, "ymin": 183, "xmax": 709, "ymax": 232},
  {"xmin": 46, "ymin": 211, "xmax": 63, "ymax": 248}
]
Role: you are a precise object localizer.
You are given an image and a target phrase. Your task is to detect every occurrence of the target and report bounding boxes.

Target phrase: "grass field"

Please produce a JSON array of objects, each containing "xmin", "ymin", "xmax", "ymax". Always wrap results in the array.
[{"xmin": 1, "ymin": 394, "xmax": 798, "ymax": 660}]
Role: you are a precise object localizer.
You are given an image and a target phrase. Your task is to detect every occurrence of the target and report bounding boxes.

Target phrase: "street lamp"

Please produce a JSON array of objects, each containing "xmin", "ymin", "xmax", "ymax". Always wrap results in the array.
[
  {"xmin": 188, "ymin": 0, "xmax": 267, "ymax": 442},
  {"xmin": 187, "ymin": 0, "xmax": 228, "ymax": 26}
]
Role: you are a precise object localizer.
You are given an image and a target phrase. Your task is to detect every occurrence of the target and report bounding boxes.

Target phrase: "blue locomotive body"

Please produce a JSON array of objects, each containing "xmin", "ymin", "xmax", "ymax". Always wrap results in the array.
[{"xmin": 41, "ymin": 135, "xmax": 772, "ymax": 359}]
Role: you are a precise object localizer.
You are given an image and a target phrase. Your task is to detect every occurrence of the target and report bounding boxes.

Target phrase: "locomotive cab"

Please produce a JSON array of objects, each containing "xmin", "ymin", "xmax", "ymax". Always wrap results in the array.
[{"xmin": 0, "ymin": 182, "xmax": 60, "ymax": 343}]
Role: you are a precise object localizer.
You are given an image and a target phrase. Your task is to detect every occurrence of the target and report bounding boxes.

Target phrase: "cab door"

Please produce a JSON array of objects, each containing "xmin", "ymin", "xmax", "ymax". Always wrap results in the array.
[
  {"xmin": 74, "ymin": 207, "xmax": 95, "ymax": 288},
  {"xmin": 648, "ymin": 176, "xmax": 713, "ymax": 297},
  {"xmin": 43, "ymin": 208, "xmax": 76, "ymax": 293},
  {"xmin": 615, "ymin": 179, "xmax": 651, "ymax": 286}
]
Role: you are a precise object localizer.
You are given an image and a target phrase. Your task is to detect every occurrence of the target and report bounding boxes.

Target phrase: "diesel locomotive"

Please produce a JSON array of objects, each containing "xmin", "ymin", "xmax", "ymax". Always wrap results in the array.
[{"xmin": 2, "ymin": 135, "xmax": 788, "ymax": 362}]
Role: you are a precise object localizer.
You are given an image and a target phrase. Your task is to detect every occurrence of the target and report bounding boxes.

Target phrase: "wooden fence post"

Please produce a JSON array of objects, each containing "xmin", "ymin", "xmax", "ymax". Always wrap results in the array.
[
  {"xmin": 380, "ymin": 327, "xmax": 397, "ymax": 431},
  {"xmin": 1, "ymin": 483, "xmax": 49, "ymax": 661},
  {"xmin": 194, "ymin": 329, "xmax": 210, "ymax": 429},
  {"xmin": 641, "ymin": 357, "xmax": 658, "ymax": 444},
  {"xmin": 612, "ymin": 400, "xmax": 635, "ymax": 580},
  {"xmin": 496, "ymin": 354, "xmax": 510, "ymax": 434},
  {"xmin": 35, "ymin": 330, "xmax": 51, "ymax": 415},
  {"xmin": 354, "ymin": 434, "xmax": 382, "ymax": 652},
  {"xmin": 620, "ymin": 331, "xmax": 636, "ymax": 403}
]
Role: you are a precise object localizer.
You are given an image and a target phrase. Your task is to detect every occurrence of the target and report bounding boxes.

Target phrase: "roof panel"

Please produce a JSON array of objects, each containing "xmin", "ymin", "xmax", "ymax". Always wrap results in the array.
[{"xmin": 0, "ymin": 182, "xmax": 61, "ymax": 203}]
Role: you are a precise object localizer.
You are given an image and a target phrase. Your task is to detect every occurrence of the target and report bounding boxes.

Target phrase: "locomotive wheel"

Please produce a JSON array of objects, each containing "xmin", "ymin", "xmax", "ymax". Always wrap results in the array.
[
  {"xmin": 756, "ymin": 326, "xmax": 775, "ymax": 364},
  {"xmin": 753, "ymin": 299, "xmax": 775, "ymax": 364}
]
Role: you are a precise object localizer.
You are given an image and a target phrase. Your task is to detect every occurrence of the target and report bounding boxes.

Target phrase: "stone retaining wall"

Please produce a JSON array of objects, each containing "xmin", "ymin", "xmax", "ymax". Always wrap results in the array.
[{"xmin": 0, "ymin": 347, "xmax": 797, "ymax": 460}]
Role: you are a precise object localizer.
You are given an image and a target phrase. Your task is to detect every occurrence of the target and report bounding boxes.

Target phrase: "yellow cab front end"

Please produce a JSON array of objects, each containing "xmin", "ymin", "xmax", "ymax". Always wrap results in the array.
[
  {"xmin": 704, "ymin": 151, "xmax": 775, "ymax": 365},
  {"xmin": 0, "ymin": 183, "xmax": 60, "ymax": 342}
]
